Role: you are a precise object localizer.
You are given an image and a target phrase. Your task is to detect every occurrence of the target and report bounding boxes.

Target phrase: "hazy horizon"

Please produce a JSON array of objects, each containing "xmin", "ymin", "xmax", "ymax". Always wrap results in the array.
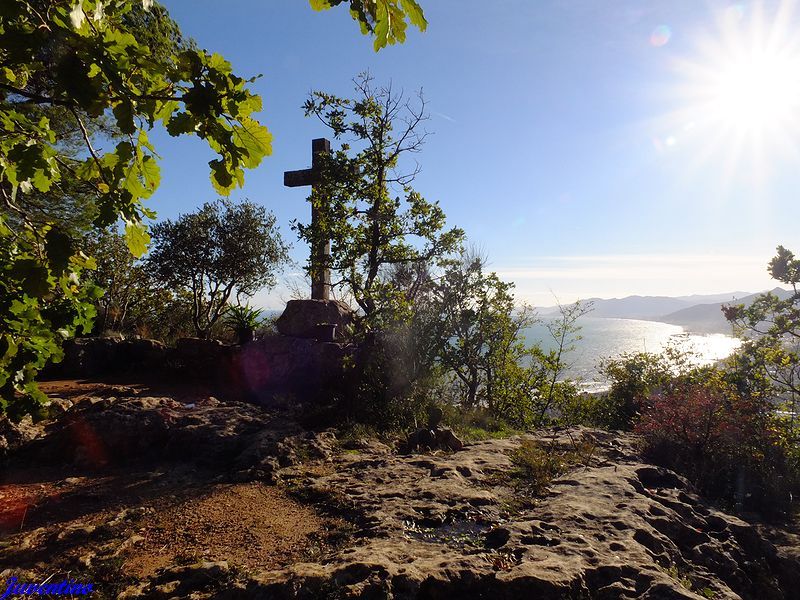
[{"xmin": 253, "ymin": 277, "xmax": 785, "ymax": 312}]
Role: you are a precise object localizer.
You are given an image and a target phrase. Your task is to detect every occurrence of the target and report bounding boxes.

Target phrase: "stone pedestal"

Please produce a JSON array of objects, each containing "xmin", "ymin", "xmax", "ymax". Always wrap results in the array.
[{"xmin": 275, "ymin": 299, "xmax": 354, "ymax": 341}]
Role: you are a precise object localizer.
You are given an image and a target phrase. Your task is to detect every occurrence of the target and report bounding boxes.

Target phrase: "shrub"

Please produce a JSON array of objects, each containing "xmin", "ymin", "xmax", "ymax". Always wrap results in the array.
[
  {"xmin": 593, "ymin": 350, "xmax": 684, "ymax": 430},
  {"xmin": 510, "ymin": 439, "xmax": 581, "ymax": 496},
  {"xmin": 590, "ymin": 348, "xmax": 718, "ymax": 431},
  {"xmin": 336, "ymin": 330, "xmax": 433, "ymax": 431},
  {"xmin": 636, "ymin": 381, "xmax": 798, "ymax": 518}
]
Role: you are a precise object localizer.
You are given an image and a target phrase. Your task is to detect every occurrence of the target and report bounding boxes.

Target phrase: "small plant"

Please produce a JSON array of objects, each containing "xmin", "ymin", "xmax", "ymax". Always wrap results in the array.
[
  {"xmin": 224, "ymin": 304, "xmax": 263, "ymax": 344},
  {"xmin": 663, "ymin": 563, "xmax": 695, "ymax": 592},
  {"xmin": 335, "ymin": 422, "xmax": 380, "ymax": 449},
  {"xmin": 509, "ymin": 439, "xmax": 581, "ymax": 496},
  {"xmin": 442, "ymin": 405, "xmax": 521, "ymax": 441}
]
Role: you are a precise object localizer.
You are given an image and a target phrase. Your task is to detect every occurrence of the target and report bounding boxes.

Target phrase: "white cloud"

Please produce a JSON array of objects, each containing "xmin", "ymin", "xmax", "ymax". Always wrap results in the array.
[{"xmin": 494, "ymin": 254, "xmax": 775, "ymax": 306}]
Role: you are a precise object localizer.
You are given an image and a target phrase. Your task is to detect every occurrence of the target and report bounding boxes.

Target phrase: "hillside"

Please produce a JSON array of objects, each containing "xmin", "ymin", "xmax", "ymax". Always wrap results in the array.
[
  {"xmin": 658, "ymin": 287, "xmax": 793, "ymax": 334},
  {"xmin": 538, "ymin": 292, "xmax": 749, "ymax": 321},
  {"xmin": 539, "ymin": 290, "xmax": 794, "ymax": 335}
]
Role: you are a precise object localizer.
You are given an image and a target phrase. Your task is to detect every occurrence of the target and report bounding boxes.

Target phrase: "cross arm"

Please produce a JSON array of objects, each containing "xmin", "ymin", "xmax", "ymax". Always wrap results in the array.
[{"xmin": 284, "ymin": 168, "xmax": 317, "ymax": 187}]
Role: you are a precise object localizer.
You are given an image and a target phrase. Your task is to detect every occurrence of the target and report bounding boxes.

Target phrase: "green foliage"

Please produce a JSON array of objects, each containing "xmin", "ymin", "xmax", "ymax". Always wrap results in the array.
[
  {"xmin": 309, "ymin": 0, "xmax": 427, "ymax": 51},
  {"xmin": 425, "ymin": 251, "xmax": 539, "ymax": 421},
  {"xmin": 591, "ymin": 347, "xmax": 696, "ymax": 430},
  {"xmin": 534, "ymin": 300, "xmax": 593, "ymax": 424},
  {"xmin": 147, "ymin": 199, "xmax": 288, "ymax": 339},
  {"xmin": 85, "ymin": 229, "xmax": 194, "ymax": 341},
  {"xmin": 2, "ymin": 0, "xmax": 271, "ymax": 228},
  {"xmin": 0, "ymin": 220, "xmax": 100, "ymax": 419},
  {"xmin": 0, "ymin": 0, "xmax": 270, "ymax": 417},
  {"xmin": 296, "ymin": 73, "xmax": 464, "ymax": 328},
  {"xmin": 225, "ymin": 303, "xmax": 263, "ymax": 344},
  {"xmin": 225, "ymin": 303, "xmax": 263, "ymax": 331},
  {"xmin": 724, "ymin": 245, "xmax": 800, "ymax": 441},
  {"xmin": 407, "ymin": 251, "xmax": 590, "ymax": 429},
  {"xmin": 339, "ymin": 330, "xmax": 433, "ymax": 430}
]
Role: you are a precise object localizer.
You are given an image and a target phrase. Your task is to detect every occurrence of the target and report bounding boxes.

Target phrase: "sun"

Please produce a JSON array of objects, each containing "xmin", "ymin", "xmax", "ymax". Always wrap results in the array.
[
  {"xmin": 709, "ymin": 46, "xmax": 800, "ymax": 134},
  {"xmin": 657, "ymin": 1, "xmax": 800, "ymax": 178}
]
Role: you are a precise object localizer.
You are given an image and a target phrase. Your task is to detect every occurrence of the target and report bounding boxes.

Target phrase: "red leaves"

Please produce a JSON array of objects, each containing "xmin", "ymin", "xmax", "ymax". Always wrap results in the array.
[{"xmin": 636, "ymin": 384, "xmax": 767, "ymax": 458}]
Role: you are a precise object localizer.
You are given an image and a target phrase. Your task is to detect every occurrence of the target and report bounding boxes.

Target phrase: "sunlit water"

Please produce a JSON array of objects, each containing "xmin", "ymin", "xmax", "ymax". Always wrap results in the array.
[{"xmin": 521, "ymin": 317, "xmax": 742, "ymax": 393}]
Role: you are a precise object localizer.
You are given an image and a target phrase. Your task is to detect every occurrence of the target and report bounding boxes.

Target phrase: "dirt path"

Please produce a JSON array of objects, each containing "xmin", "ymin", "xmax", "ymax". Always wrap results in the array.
[
  {"xmin": 126, "ymin": 481, "xmax": 336, "ymax": 577},
  {"xmin": 0, "ymin": 384, "xmax": 347, "ymax": 598}
]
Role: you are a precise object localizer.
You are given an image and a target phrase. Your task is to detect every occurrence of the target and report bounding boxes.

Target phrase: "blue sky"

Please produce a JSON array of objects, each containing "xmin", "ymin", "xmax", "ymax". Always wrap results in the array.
[{"xmin": 152, "ymin": 0, "xmax": 800, "ymax": 307}]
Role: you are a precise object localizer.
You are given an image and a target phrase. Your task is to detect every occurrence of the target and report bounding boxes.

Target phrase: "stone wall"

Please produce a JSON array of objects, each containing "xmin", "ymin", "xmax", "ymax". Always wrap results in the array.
[{"xmin": 44, "ymin": 335, "xmax": 353, "ymax": 401}]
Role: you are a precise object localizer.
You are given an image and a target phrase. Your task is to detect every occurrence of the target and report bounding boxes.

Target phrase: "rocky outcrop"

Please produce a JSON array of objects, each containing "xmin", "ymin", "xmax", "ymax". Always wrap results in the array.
[
  {"xmin": 14, "ymin": 396, "xmax": 303, "ymax": 476},
  {"xmin": 0, "ymin": 415, "xmax": 45, "ymax": 461},
  {"xmin": 231, "ymin": 336, "xmax": 353, "ymax": 399},
  {"xmin": 275, "ymin": 299, "xmax": 354, "ymax": 340},
  {"xmin": 3, "ymin": 394, "xmax": 798, "ymax": 599},
  {"xmin": 255, "ymin": 430, "xmax": 800, "ymax": 599},
  {"xmin": 42, "ymin": 334, "xmax": 354, "ymax": 401},
  {"xmin": 401, "ymin": 407, "xmax": 464, "ymax": 453}
]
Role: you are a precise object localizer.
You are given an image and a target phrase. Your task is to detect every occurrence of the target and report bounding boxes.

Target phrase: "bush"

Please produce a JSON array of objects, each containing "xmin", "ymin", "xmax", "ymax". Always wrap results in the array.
[
  {"xmin": 636, "ymin": 381, "xmax": 799, "ymax": 518},
  {"xmin": 510, "ymin": 439, "xmax": 581, "ymax": 496},
  {"xmin": 335, "ymin": 330, "xmax": 433, "ymax": 431},
  {"xmin": 591, "ymin": 349, "xmax": 714, "ymax": 430}
]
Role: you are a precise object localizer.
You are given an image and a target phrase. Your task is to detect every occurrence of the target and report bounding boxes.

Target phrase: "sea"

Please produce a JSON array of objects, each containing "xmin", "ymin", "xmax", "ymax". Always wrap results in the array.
[
  {"xmin": 267, "ymin": 309, "xmax": 742, "ymax": 393},
  {"xmin": 520, "ymin": 317, "xmax": 742, "ymax": 393}
]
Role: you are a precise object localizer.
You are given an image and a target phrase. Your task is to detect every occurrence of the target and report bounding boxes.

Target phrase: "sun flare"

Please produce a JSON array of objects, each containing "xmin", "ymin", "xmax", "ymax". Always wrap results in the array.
[
  {"xmin": 710, "ymin": 47, "xmax": 800, "ymax": 133},
  {"xmin": 660, "ymin": 1, "xmax": 800, "ymax": 178}
]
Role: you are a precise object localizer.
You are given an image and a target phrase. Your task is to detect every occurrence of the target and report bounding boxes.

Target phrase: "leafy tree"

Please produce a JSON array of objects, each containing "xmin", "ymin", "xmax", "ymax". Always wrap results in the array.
[
  {"xmin": 534, "ymin": 300, "xmax": 593, "ymax": 423},
  {"xmin": 6, "ymin": 2, "xmax": 194, "ymax": 238},
  {"xmin": 430, "ymin": 251, "xmax": 534, "ymax": 411},
  {"xmin": 0, "ymin": 0, "xmax": 426, "ymax": 418},
  {"xmin": 147, "ymin": 199, "xmax": 288, "ymax": 339},
  {"xmin": 296, "ymin": 73, "xmax": 464, "ymax": 327},
  {"xmin": 87, "ymin": 229, "xmax": 153, "ymax": 333},
  {"xmin": 724, "ymin": 246, "xmax": 800, "ymax": 436},
  {"xmin": 85, "ymin": 229, "xmax": 194, "ymax": 340},
  {"xmin": 425, "ymin": 252, "xmax": 589, "ymax": 428}
]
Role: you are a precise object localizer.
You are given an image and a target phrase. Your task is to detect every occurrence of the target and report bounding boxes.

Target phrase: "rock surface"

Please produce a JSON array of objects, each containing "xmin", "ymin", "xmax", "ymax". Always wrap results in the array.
[
  {"xmin": 0, "ymin": 415, "xmax": 44, "ymax": 460},
  {"xmin": 1, "ymin": 393, "xmax": 798, "ymax": 599},
  {"xmin": 253, "ymin": 430, "xmax": 799, "ymax": 599},
  {"xmin": 275, "ymin": 299, "xmax": 355, "ymax": 340},
  {"xmin": 13, "ymin": 395, "xmax": 308, "ymax": 479}
]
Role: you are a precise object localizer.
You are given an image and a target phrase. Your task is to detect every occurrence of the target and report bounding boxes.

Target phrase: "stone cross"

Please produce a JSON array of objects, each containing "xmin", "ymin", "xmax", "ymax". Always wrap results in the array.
[{"xmin": 284, "ymin": 138, "xmax": 332, "ymax": 301}]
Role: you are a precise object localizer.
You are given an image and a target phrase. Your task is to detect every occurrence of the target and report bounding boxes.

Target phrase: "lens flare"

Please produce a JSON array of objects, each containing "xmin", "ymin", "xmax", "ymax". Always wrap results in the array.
[{"xmin": 650, "ymin": 25, "xmax": 672, "ymax": 47}]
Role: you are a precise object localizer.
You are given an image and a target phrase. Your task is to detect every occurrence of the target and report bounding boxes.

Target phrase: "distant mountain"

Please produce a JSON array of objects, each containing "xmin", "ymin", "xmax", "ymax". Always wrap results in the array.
[
  {"xmin": 673, "ymin": 292, "xmax": 751, "ymax": 304},
  {"xmin": 538, "ymin": 292, "xmax": 750, "ymax": 320},
  {"xmin": 657, "ymin": 287, "xmax": 793, "ymax": 334}
]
